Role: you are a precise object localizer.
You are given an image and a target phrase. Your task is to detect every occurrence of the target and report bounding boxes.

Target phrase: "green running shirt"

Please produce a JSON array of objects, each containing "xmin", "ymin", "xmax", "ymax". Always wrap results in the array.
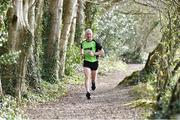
[{"xmin": 81, "ymin": 40, "xmax": 102, "ymax": 62}]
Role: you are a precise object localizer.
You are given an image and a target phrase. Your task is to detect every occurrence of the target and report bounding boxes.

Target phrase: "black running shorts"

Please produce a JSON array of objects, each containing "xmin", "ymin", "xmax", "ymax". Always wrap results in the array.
[{"xmin": 83, "ymin": 60, "xmax": 99, "ymax": 70}]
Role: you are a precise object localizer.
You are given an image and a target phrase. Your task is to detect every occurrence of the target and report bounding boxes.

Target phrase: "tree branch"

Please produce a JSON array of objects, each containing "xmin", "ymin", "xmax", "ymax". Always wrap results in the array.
[
  {"xmin": 86, "ymin": 0, "xmax": 123, "ymax": 5},
  {"xmin": 172, "ymin": 0, "xmax": 180, "ymax": 6},
  {"xmin": 133, "ymin": 0, "xmax": 163, "ymax": 13},
  {"xmin": 29, "ymin": 0, "xmax": 38, "ymax": 10},
  {"xmin": 133, "ymin": 0, "xmax": 148, "ymax": 6},
  {"xmin": 85, "ymin": 0, "xmax": 100, "ymax": 4},
  {"xmin": 117, "ymin": 11, "xmax": 155, "ymax": 15}
]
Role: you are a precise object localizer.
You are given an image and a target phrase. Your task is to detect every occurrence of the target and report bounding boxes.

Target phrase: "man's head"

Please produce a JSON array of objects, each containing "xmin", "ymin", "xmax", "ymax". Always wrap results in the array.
[{"xmin": 85, "ymin": 29, "xmax": 93, "ymax": 40}]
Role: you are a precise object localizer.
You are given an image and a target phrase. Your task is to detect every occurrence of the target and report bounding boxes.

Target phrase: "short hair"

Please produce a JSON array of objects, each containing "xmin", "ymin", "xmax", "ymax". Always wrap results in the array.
[{"xmin": 85, "ymin": 29, "xmax": 93, "ymax": 34}]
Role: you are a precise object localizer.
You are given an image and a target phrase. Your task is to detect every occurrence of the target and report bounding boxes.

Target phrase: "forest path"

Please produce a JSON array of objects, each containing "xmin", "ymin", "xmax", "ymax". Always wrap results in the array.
[{"xmin": 25, "ymin": 64, "xmax": 145, "ymax": 120}]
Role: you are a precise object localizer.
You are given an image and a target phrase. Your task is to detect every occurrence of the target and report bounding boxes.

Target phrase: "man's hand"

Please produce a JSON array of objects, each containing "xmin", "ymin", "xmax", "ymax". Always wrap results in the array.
[
  {"xmin": 81, "ymin": 53, "xmax": 85, "ymax": 58},
  {"xmin": 80, "ymin": 49, "xmax": 85, "ymax": 58},
  {"xmin": 87, "ymin": 50, "xmax": 95, "ymax": 56}
]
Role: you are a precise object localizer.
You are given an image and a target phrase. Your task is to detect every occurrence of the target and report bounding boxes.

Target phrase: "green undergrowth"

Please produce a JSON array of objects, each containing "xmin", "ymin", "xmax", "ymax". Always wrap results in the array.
[
  {"xmin": 25, "ymin": 81, "xmax": 66, "ymax": 104},
  {"xmin": 0, "ymin": 73, "xmax": 84, "ymax": 119},
  {"xmin": 25, "ymin": 74, "xmax": 84, "ymax": 105},
  {"xmin": 125, "ymin": 82, "xmax": 157, "ymax": 118},
  {"xmin": 0, "ymin": 95, "xmax": 23, "ymax": 120},
  {"xmin": 63, "ymin": 73, "xmax": 84, "ymax": 85},
  {"xmin": 98, "ymin": 57, "xmax": 127, "ymax": 75}
]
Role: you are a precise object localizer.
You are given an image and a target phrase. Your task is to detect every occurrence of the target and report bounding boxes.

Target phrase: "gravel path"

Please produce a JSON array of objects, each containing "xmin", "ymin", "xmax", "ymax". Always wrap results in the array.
[{"xmin": 25, "ymin": 64, "xmax": 144, "ymax": 120}]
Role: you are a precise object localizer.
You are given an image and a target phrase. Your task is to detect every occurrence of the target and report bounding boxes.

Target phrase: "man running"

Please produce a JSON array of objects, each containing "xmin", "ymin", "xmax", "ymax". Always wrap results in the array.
[{"xmin": 80, "ymin": 29, "xmax": 104, "ymax": 99}]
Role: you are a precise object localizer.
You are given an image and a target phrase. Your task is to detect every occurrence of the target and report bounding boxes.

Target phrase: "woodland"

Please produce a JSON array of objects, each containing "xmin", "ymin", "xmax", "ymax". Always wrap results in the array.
[{"xmin": 0, "ymin": 0, "xmax": 179, "ymax": 119}]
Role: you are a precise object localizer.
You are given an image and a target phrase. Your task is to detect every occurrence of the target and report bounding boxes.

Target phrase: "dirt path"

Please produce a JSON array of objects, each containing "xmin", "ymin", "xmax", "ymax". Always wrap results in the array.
[{"xmin": 25, "ymin": 64, "xmax": 144, "ymax": 120}]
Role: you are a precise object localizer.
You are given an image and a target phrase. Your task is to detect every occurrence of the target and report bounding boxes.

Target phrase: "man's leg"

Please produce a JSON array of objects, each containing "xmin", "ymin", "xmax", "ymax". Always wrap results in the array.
[
  {"xmin": 83, "ymin": 67, "xmax": 91, "ymax": 99},
  {"xmin": 91, "ymin": 70, "xmax": 97, "ymax": 90}
]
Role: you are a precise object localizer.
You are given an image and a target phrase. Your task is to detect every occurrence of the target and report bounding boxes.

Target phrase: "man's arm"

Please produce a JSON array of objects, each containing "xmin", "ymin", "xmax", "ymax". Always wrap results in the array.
[
  {"xmin": 94, "ymin": 48, "xmax": 104, "ymax": 57},
  {"xmin": 94, "ymin": 41, "xmax": 104, "ymax": 57},
  {"xmin": 80, "ymin": 48, "xmax": 85, "ymax": 58}
]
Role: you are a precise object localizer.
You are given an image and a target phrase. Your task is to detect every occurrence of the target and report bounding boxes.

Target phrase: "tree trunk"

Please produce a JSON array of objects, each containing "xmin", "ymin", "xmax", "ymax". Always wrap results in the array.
[
  {"xmin": 166, "ymin": 5, "xmax": 180, "ymax": 117},
  {"xmin": 59, "ymin": 0, "xmax": 77, "ymax": 77},
  {"xmin": 84, "ymin": 1, "xmax": 97, "ymax": 29},
  {"xmin": 0, "ymin": 12, "xmax": 5, "ymax": 97},
  {"xmin": 26, "ymin": 0, "xmax": 44, "ymax": 90},
  {"xmin": 5, "ymin": 0, "xmax": 33, "ymax": 102},
  {"xmin": 34, "ymin": 0, "xmax": 44, "ymax": 86},
  {"xmin": 68, "ymin": 2, "xmax": 78, "ymax": 47},
  {"xmin": 0, "ymin": 65, "xmax": 2, "ymax": 96},
  {"xmin": 43, "ymin": 0, "xmax": 63, "ymax": 82},
  {"xmin": 167, "ymin": 78, "xmax": 180, "ymax": 117},
  {"xmin": 74, "ymin": 0, "xmax": 85, "ymax": 44}
]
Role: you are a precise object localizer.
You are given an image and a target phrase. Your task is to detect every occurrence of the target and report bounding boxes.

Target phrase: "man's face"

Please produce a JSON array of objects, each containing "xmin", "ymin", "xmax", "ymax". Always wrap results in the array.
[{"xmin": 86, "ymin": 32, "xmax": 93, "ymax": 40}]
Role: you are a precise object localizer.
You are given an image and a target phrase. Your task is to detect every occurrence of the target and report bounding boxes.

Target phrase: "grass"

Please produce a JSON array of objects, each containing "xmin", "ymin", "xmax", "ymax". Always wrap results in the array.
[
  {"xmin": 125, "ymin": 82, "xmax": 157, "ymax": 118},
  {"xmin": 98, "ymin": 57, "xmax": 127, "ymax": 75}
]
